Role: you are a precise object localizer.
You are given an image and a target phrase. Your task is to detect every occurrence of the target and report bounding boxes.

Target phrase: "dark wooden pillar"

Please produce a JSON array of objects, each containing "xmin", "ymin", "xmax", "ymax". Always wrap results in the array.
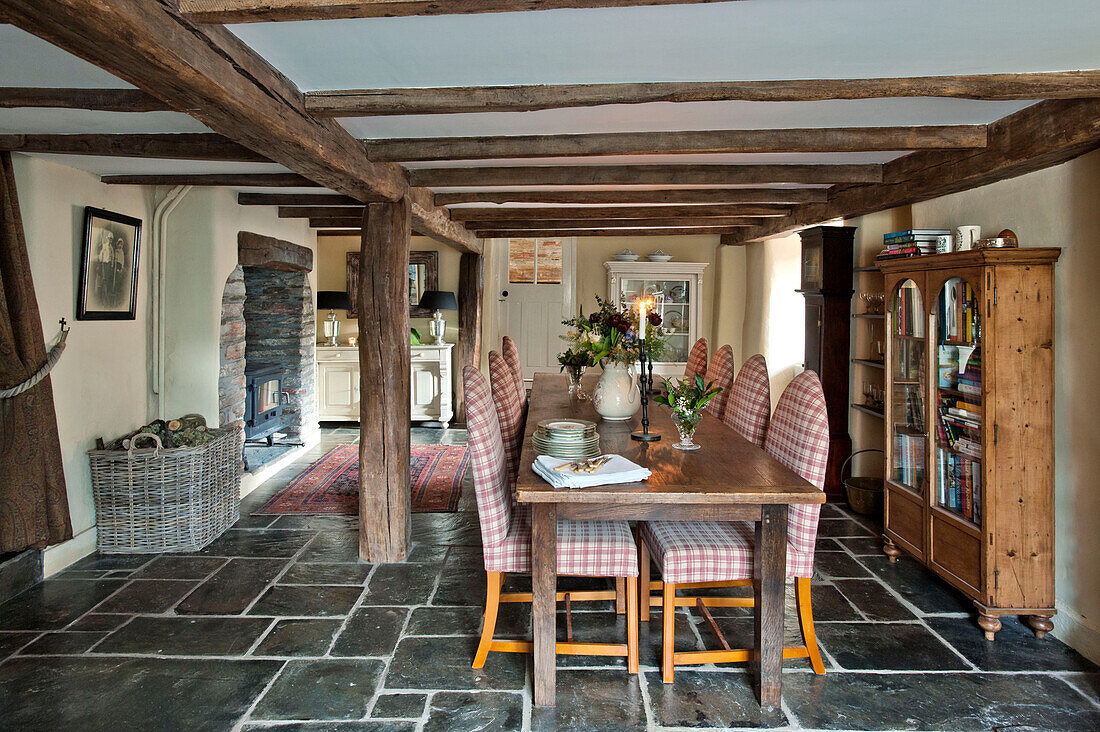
[
  {"xmin": 358, "ymin": 199, "xmax": 412, "ymax": 562},
  {"xmin": 455, "ymin": 251, "xmax": 483, "ymax": 422}
]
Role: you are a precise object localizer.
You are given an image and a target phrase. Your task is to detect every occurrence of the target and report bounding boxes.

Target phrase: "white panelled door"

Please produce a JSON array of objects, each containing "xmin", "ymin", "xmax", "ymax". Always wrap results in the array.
[{"xmin": 494, "ymin": 237, "xmax": 576, "ymax": 383}]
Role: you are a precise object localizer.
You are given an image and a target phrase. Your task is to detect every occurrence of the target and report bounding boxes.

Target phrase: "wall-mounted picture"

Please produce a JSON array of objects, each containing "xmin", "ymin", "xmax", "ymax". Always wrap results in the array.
[{"xmin": 77, "ymin": 207, "xmax": 142, "ymax": 320}]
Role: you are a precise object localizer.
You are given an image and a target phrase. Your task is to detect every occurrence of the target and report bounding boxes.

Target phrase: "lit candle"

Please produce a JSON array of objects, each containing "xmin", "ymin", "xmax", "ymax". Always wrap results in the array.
[{"xmin": 639, "ymin": 299, "xmax": 648, "ymax": 341}]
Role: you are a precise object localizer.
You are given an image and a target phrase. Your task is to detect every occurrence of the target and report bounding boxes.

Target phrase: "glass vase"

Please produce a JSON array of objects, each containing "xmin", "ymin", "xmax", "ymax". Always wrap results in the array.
[
  {"xmin": 672, "ymin": 410, "xmax": 702, "ymax": 451},
  {"xmin": 566, "ymin": 364, "xmax": 588, "ymax": 401}
]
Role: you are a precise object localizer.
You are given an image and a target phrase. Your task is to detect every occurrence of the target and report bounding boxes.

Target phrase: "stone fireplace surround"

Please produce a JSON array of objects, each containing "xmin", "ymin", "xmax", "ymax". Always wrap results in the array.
[{"xmin": 218, "ymin": 232, "xmax": 317, "ymax": 448}]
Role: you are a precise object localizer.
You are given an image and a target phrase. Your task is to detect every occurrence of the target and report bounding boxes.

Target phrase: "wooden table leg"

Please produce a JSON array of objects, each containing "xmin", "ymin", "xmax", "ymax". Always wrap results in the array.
[
  {"xmin": 532, "ymin": 503, "xmax": 557, "ymax": 706},
  {"xmin": 754, "ymin": 504, "xmax": 787, "ymax": 711}
]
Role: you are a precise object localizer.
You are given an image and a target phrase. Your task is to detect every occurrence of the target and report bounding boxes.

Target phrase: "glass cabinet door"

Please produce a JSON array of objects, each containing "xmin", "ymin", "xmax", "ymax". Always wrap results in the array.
[
  {"xmin": 890, "ymin": 279, "xmax": 927, "ymax": 494},
  {"xmin": 619, "ymin": 277, "xmax": 691, "ymax": 364},
  {"xmin": 933, "ymin": 276, "xmax": 983, "ymax": 525}
]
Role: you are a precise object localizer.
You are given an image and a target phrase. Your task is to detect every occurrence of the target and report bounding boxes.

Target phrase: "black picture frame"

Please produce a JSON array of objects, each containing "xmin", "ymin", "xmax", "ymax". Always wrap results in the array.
[{"xmin": 77, "ymin": 206, "xmax": 142, "ymax": 320}]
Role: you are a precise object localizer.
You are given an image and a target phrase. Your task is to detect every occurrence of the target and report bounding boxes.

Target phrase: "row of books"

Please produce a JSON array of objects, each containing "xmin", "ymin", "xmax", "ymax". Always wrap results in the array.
[
  {"xmin": 877, "ymin": 229, "xmax": 951, "ymax": 261},
  {"xmin": 893, "ymin": 432, "xmax": 926, "ymax": 491},
  {"xmin": 938, "ymin": 279, "xmax": 981, "ymax": 345},
  {"xmin": 937, "ymin": 449, "xmax": 983, "ymax": 523},
  {"xmin": 937, "ymin": 406, "xmax": 982, "ymax": 458}
]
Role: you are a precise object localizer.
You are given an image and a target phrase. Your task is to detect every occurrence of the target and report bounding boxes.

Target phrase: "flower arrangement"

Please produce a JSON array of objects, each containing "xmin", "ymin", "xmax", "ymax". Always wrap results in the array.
[
  {"xmin": 653, "ymin": 374, "xmax": 722, "ymax": 450},
  {"xmin": 560, "ymin": 296, "xmax": 668, "ymax": 367}
]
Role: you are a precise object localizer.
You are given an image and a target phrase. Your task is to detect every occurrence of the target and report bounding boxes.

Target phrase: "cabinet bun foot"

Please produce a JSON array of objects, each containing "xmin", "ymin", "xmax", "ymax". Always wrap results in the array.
[
  {"xmin": 882, "ymin": 536, "xmax": 902, "ymax": 563},
  {"xmin": 976, "ymin": 612, "xmax": 1002, "ymax": 641},
  {"xmin": 1025, "ymin": 614, "xmax": 1054, "ymax": 640}
]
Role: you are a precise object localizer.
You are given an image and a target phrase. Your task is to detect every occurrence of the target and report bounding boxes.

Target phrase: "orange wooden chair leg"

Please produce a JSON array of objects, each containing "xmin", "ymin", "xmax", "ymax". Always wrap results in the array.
[
  {"xmin": 639, "ymin": 536, "xmax": 651, "ymax": 622},
  {"xmin": 626, "ymin": 575, "xmax": 639, "ymax": 673},
  {"xmin": 796, "ymin": 577, "xmax": 825, "ymax": 675},
  {"xmin": 661, "ymin": 581, "xmax": 676, "ymax": 683},
  {"xmin": 615, "ymin": 577, "xmax": 626, "ymax": 615},
  {"xmin": 473, "ymin": 571, "xmax": 503, "ymax": 668}
]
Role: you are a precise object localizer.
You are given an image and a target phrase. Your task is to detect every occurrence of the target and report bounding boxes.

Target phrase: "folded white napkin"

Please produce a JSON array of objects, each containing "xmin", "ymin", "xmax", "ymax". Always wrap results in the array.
[{"xmin": 532, "ymin": 454, "xmax": 651, "ymax": 489}]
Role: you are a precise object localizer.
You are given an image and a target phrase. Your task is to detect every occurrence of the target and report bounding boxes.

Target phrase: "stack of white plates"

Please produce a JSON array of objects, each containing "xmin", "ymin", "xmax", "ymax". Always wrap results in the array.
[{"xmin": 532, "ymin": 419, "xmax": 600, "ymax": 460}]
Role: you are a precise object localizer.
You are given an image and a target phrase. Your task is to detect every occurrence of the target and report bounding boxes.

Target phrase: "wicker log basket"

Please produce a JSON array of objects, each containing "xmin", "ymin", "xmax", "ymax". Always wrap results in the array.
[{"xmin": 88, "ymin": 416, "xmax": 242, "ymax": 553}]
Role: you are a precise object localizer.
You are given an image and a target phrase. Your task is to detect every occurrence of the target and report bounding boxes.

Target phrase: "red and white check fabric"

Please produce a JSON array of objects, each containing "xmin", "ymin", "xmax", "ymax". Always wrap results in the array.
[
  {"xmin": 501, "ymin": 336, "xmax": 525, "ymax": 403},
  {"xmin": 488, "ymin": 350, "xmax": 524, "ymax": 488},
  {"xmin": 704, "ymin": 345, "xmax": 736, "ymax": 419},
  {"xmin": 639, "ymin": 520, "xmax": 813, "ymax": 584},
  {"xmin": 462, "ymin": 366, "xmax": 514, "ymax": 550},
  {"xmin": 723, "ymin": 354, "xmax": 771, "ymax": 448},
  {"xmin": 763, "ymin": 370, "xmax": 830, "ymax": 572},
  {"xmin": 683, "ymin": 337, "xmax": 709, "ymax": 381},
  {"xmin": 489, "ymin": 510, "xmax": 639, "ymax": 577}
]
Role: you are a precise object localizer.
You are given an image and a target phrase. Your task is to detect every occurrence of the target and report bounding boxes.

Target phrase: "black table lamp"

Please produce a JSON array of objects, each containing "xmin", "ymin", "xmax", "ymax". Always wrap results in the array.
[
  {"xmin": 317, "ymin": 290, "xmax": 352, "ymax": 346},
  {"xmin": 418, "ymin": 290, "xmax": 458, "ymax": 344}
]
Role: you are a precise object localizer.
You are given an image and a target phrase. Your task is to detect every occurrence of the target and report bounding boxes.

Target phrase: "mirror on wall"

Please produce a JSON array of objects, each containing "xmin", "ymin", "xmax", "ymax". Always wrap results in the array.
[{"xmin": 346, "ymin": 250, "xmax": 439, "ymax": 318}]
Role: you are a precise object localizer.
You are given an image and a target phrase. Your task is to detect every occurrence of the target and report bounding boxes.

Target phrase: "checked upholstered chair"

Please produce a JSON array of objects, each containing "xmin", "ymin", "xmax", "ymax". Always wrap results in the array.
[
  {"xmin": 638, "ymin": 370, "xmax": 831, "ymax": 682},
  {"xmin": 501, "ymin": 336, "xmax": 526, "ymax": 405},
  {"xmin": 722, "ymin": 354, "xmax": 772, "ymax": 448},
  {"xmin": 704, "ymin": 344, "xmax": 736, "ymax": 419},
  {"xmin": 463, "ymin": 366, "xmax": 640, "ymax": 672},
  {"xmin": 488, "ymin": 350, "xmax": 525, "ymax": 491},
  {"xmin": 683, "ymin": 337, "xmax": 708, "ymax": 381}
]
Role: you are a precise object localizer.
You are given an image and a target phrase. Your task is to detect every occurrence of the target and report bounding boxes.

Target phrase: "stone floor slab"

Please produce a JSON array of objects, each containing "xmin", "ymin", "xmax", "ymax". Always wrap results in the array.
[
  {"xmin": 129, "ymin": 556, "xmax": 227, "ymax": 580},
  {"xmin": 176, "ymin": 557, "xmax": 288, "ymax": 615},
  {"xmin": 245, "ymin": 722, "xmax": 415, "ymax": 731},
  {"xmin": 249, "ymin": 585, "xmax": 362, "ymax": 617},
  {"xmin": 815, "ymin": 621, "xmax": 970, "ymax": 671},
  {"xmin": 0, "ymin": 632, "xmax": 37, "ymax": 659},
  {"xmin": 18, "ymin": 631, "xmax": 107, "ymax": 655},
  {"xmin": 816, "ymin": 518, "xmax": 875, "ymax": 538},
  {"xmin": 0, "ymin": 656, "xmax": 281, "ymax": 732},
  {"xmin": 196, "ymin": 528, "xmax": 317, "ymax": 558},
  {"xmin": 298, "ymin": 532, "xmax": 362, "ymax": 563},
  {"xmin": 371, "ymin": 692, "xmax": 427, "ymax": 719},
  {"xmin": 927, "ymin": 616, "xmax": 1099, "ymax": 672},
  {"xmin": 860, "ymin": 555, "xmax": 973, "ymax": 614},
  {"xmin": 814, "ymin": 551, "xmax": 873, "ymax": 579},
  {"xmin": 254, "ymin": 618, "xmax": 344, "ymax": 657},
  {"xmin": 644, "ymin": 670, "xmax": 787, "ymax": 729},
  {"xmin": 0, "ymin": 579, "xmax": 127, "ymax": 631},
  {"xmin": 330, "ymin": 607, "xmax": 408, "ymax": 657},
  {"xmin": 833, "ymin": 578, "xmax": 918, "ymax": 621},
  {"xmin": 93, "ymin": 579, "xmax": 198, "ymax": 614},
  {"xmin": 96, "ymin": 616, "xmax": 273, "ymax": 656},
  {"xmin": 530, "ymin": 671, "xmax": 648, "ymax": 731},
  {"xmin": 280, "ymin": 562, "xmax": 372, "ymax": 586},
  {"xmin": 784, "ymin": 671, "xmax": 1100, "ymax": 730},
  {"xmin": 425, "ymin": 691, "xmax": 524, "ymax": 732},
  {"xmin": 362, "ymin": 563, "xmax": 441, "ymax": 605},
  {"xmin": 385, "ymin": 635, "xmax": 526, "ymax": 691},
  {"xmin": 251, "ymin": 658, "xmax": 384, "ymax": 721}
]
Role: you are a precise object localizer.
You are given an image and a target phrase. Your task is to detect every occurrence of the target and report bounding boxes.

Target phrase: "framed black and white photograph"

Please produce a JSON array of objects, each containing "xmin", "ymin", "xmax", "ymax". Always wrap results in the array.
[{"xmin": 77, "ymin": 207, "xmax": 142, "ymax": 320}]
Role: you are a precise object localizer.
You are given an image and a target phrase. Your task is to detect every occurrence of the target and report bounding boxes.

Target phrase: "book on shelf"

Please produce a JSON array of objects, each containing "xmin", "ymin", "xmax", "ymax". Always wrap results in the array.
[
  {"xmin": 937, "ymin": 449, "xmax": 981, "ymax": 522},
  {"xmin": 884, "ymin": 229, "xmax": 952, "ymax": 240},
  {"xmin": 893, "ymin": 431, "xmax": 926, "ymax": 490},
  {"xmin": 938, "ymin": 280, "xmax": 982, "ymax": 345}
]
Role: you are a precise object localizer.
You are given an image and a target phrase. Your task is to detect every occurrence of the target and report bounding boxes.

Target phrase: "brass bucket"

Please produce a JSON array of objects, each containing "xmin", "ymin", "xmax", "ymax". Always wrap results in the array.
[{"xmin": 841, "ymin": 449, "xmax": 885, "ymax": 517}]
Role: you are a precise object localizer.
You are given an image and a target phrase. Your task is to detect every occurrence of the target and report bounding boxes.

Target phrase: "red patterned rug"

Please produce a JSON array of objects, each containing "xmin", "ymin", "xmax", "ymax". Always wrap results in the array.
[{"xmin": 253, "ymin": 443, "xmax": 470, "ymax": 514}]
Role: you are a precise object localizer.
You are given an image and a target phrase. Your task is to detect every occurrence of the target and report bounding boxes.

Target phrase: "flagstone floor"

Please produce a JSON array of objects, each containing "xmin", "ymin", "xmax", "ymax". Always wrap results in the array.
[{"xmin": 1, "ymin": 426, "xmax": 1098, "ymax": 731}]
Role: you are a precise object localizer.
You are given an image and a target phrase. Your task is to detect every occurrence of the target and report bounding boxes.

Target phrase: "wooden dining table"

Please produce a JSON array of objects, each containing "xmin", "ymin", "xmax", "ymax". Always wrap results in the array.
[{"xmin": 515, "ymin": 373, "xmax": 825, "ymax": 710}]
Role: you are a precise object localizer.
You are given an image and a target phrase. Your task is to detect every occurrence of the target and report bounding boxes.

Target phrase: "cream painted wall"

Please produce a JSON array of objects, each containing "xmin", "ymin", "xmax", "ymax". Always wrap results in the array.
[
  {"xmin": 910, "ymin": 149, "xmax": 1100, "ymax": 662},
  {"xmin": 14, "ymin": 153, "xmax": 157, "ymax": 573},
  {"xmin": 162, "ymin": 190, "xmax": 316, "ymax": 438},
  {"xmin": 739, "ymin": 232, "xmax": 805, "ymax": 408},
  {"xmin": 13, "ymin": 155, "xmax": 315, "ymax": 574}
]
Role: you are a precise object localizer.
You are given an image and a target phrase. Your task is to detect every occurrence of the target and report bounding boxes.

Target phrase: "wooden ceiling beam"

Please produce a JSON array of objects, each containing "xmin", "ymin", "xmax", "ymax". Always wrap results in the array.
[
  {"xmin": 475, "ymin": 226, "xmax": 747, "ymax": 238},
  {"xmin": 366, "ymin": 126, "xmax": 986, "ymax": 162},
  {"xmin": 410, "ymin": 164, "xmax": 881, "ymax": 187},
  {"xmin": 433, "ymin": 188, "xmax": 828, "ymax": 205},
  {"xmin": 725, "ymin": 98, "xmax": 1100, "ymax": 245},
  {"xmin": 307, "ymin": 72, "xmax": 1100, "ymax": 116},
  {"xmin": 239, "ymin": 192, "xmax": 368, "ymax": 205},
  {"xmin": 0, "ymin": 133, "xmax": 266, "ymax": 161},
  {"xmin": 448, "ymin": 205, "xmax": 789, "ymax": 221},
  {"xmin": 281, "ymin": 206, "xmax": 365, "ymax": 218},
  {"xmin": 3, "ymin": 0, "xmax": 480, "ymax": 254},
  {"xmin": 0, "ymin": 87, "xmax": 171, "ymax": 112},
  {"xmin": 104, "ymin": 173, "xmax": 318, "ymax": 187},
  {"xmin": 464, "ymin": 216, "xmax": 765, "ymax": 229},
  {"xmin": 182, "ymin": 0, "xmax": 741, "ymax": 23},
  {"xmin": 317, "ymin": 229, "xmax": 365, "ymax": 236}
]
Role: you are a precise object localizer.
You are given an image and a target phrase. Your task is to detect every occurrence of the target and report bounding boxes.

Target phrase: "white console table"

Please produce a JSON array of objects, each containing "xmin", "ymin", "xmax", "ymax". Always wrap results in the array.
[{"xmin": 316, "ymin": 344, "xmax": 454, "ymax": 427}]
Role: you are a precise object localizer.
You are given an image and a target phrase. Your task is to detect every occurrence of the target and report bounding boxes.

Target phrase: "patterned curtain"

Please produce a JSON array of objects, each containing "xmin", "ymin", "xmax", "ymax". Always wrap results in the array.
[{"xmin": 0, "ymin": 152, "xmax": 72, "ymax": 552}]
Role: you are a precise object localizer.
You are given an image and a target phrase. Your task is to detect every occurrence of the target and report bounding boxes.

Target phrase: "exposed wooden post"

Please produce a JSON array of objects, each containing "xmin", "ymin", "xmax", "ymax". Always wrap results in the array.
[
  {"xmin": 455, "ymin": 252, "xmax": 484, "ymax": 422},
  {"xmin": 358, "ymin": 199, "xmax": 412, "ymax": 563}
]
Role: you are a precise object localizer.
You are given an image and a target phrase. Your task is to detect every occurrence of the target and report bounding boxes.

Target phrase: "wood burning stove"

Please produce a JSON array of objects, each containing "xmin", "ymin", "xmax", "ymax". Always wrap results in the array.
[{"xmin": 244, "ymin": 364, "xmax": 285, "ymax": 442}]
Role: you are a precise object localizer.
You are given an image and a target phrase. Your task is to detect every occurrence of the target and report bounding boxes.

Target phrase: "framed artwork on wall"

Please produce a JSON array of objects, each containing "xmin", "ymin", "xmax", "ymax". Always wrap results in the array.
[
  {"xmin": 346, "ymin": 250, "xmax": 438, "ymax": 318},
  {"xmin": 77, "ymin": 206, "xmax": 142, "ymax": 320}
]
